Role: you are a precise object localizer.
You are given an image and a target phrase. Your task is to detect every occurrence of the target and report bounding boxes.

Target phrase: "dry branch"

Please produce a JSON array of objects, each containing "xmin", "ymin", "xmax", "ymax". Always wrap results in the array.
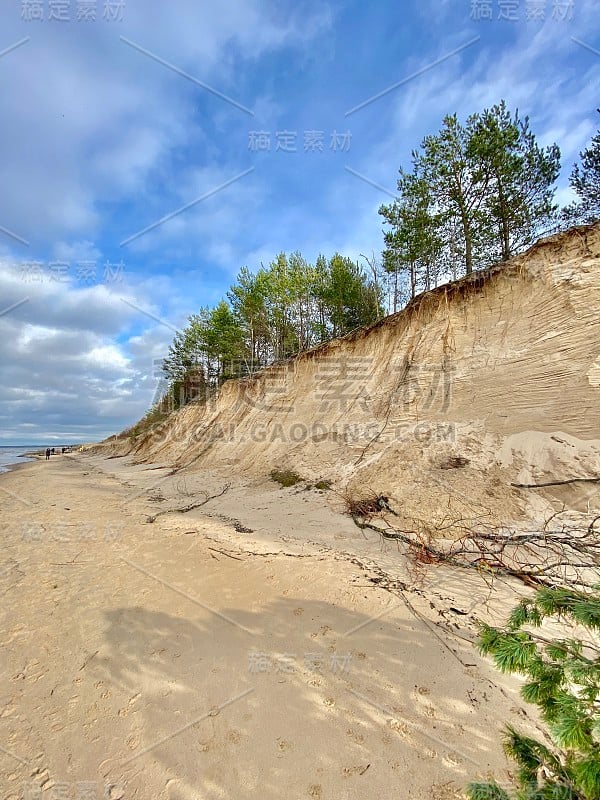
[
  {"xmin": 350, "ymin": 502, "xmax": 600, "ymax": 589},
  {"xmin": 208, "ymin": 546, "xmax": 243, "ymax": 561},
  {"xmin": 146, "ymin": 484, "xmax": 231, "ymax": 523}
]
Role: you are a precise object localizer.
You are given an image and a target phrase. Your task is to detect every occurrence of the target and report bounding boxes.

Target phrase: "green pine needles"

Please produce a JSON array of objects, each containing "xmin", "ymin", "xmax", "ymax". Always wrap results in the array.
[{"xmin": 467, "ymin": 586, "xmax": 600, "ymax": 800}]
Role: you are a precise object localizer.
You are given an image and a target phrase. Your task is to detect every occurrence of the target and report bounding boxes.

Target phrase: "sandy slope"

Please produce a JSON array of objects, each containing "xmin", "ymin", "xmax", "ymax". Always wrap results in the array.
[
  {"xmin": 96, "ymin": 224, "xmax": 600, "ymax": 536},
  {"xmin": 0, "ymin": 454, "xmax": 544, "ymax": 800},
  {"xmin": 4, "ymin": 226, "xmax": 598, "ymax": 798}
]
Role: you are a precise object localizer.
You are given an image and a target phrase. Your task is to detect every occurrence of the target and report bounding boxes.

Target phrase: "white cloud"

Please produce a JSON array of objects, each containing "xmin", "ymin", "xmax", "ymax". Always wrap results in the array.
[
  {"xmin": 0, "ymin": 258, "xmax": 179, "ymax": 441},
  {"xmin": 0, "ymin": 1, "xmax": 332, "ymax": 249}
]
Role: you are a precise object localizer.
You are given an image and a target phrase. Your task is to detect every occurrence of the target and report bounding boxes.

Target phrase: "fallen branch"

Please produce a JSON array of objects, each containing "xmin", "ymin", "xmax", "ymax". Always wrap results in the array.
[
  {"xmin": 512, "ymin": 477, "xmax": 600, "ymax": 488},
  {"xmin": 208, "ymin": 546, "xmax": 243, "ymax": 561},
  {"xmin": 350, "ymin": 504, "xmax": 600, "ymax": 590},
  {"xmin": 146, "ymin": 484, "xmax": 231, "ymax": 523}
]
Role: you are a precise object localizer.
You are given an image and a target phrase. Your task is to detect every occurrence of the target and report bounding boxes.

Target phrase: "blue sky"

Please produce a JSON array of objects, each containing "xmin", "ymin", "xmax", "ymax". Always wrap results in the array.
[{"xmin": 0, "ymin": 0, "xmax": 598, "ymax": 444}]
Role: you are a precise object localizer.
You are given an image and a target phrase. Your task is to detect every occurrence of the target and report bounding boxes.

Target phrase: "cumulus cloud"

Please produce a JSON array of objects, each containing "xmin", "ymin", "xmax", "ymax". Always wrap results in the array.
[
  {"xmin": 0, "ymin": 0, "xmax": 332, "ymax": 249},
  {"xmin": 0, "ymin": 0, "xmax": 596, "ymax": 443},
  {"xmin": 0, "ymin": 259, "xmax": 177, "ymax": 442}
]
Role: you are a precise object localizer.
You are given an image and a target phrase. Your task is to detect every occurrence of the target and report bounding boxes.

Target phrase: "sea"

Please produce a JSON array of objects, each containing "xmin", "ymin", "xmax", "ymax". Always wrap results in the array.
[{"xmin": 0, "ymin": 446, "xmax": 38, "ymax": 474}]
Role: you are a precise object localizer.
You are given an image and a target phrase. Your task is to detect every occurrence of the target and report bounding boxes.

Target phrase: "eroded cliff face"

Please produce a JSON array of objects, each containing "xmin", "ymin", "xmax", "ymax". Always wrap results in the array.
[{"xmin": 99, "ymin": 224, "xmax": 600, "ymax": 527}]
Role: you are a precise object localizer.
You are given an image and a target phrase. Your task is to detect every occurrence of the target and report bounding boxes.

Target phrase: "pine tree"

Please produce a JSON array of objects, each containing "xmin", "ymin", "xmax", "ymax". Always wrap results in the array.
[
  {"xmin": 415, "ymin": 112, "xmax": 491, "ymax": 275},
  {"xmin": 380, "ymin": 102, "xmax": 560, "ymax": 281},
  {"xmin": 379, "ymin": 171, "xmax": 442, "ymax": 302},
  {"xmin": 469, "ymin": 101, "xmax": 560, "ymax": 260},
  {"xmin": 467, "ymin": 586, "xmax": 600, "ymax": 800},
  {"xmin": 227, "ymin": 266, "xmax": 270, "ymax": 373},
  {"xmin": 322, "ymin": 254, "xmax": 382, "ymax": 336},
  {"xmin": 563, "ymin": 111, "xmax": 600, "ymax": 226}
]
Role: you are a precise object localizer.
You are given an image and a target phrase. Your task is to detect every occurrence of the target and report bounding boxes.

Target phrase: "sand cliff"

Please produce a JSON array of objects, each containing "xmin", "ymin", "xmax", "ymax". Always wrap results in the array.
[
  {"xmin": 98, "ymin": 223, "xmax": 600, "ymax": 527},
  {"xmin": 4, "ymin": 224, "xmax": 599, "ymax": 800}
]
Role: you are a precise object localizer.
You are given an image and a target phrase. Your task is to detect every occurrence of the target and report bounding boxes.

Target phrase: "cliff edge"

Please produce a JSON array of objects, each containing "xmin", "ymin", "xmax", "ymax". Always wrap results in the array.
[{"xmin": 97, "ymin": 223, "xmax": 600, "ymax": 529}]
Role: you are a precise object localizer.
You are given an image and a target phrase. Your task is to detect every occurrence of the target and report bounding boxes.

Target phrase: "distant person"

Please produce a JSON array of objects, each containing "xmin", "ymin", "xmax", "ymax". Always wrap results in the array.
[
  {"xmin": 45, "ymin": 448, "xmax": 50, "ymax": 460},
  {"xmin": 51, "ymin": 447, "xmax": 55, "ymax": 455}
]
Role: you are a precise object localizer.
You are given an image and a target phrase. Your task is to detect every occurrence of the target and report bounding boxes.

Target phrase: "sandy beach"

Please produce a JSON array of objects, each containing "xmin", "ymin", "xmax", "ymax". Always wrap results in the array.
[
  {"xmin": 0, "ymin": 0, "xmax": 598, "ymax": 793},
  {"xmin": 0, "ymin": 452, "xmax": 543, "ymax": 800}
]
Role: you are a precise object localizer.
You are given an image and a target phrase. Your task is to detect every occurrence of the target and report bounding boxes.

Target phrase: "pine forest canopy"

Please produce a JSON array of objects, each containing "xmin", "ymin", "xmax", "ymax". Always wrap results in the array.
[
  {"xmin": 158, "ymin": 101, "xmax": 598, "ymax": 413},
  {"xmin": 379, "ymin": 100, "xmax": 562, "ymax": 302},
  {"xmin": 161, "ymin": 251, "xmax": 384, "ymax": 408}
]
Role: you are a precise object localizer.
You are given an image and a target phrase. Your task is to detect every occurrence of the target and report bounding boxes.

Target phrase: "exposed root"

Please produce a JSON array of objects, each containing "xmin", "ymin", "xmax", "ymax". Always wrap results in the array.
[
  {"xmin": 350, "ymin": 502, "xmax": 600, "ymax": 589},
  {"xmin": 343, "ymin": 491, "xmax": 396, "ymax": 518}
]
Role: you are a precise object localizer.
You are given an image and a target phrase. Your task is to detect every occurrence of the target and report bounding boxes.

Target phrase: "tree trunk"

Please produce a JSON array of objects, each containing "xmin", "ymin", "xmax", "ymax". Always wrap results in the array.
[
  {"xmin": 461, "ymin": 209, "xmax": 473, "ymax": 275},
  {"xmin": 497, "ymin": 176, "xmax": 511, "ymax": 261}
]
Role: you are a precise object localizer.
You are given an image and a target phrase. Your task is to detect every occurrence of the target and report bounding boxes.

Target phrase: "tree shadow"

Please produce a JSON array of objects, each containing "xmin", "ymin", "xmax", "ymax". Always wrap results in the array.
[{"xmin": 89, "ymin": 596, "xmax": 517, "ymax": 800}]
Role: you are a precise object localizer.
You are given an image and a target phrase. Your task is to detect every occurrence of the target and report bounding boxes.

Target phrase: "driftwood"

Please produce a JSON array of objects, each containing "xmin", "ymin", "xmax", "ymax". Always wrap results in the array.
[
  {"xmin": 208, "ymin": 546, "xmax": 243, "ymax": 561},
  {"xmin": 146, "ymin": 484, "xmax": 231, "ymax": 523}
]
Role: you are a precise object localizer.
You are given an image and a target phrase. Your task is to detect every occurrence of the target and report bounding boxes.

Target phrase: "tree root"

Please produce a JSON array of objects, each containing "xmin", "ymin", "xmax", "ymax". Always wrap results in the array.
[{"xmin": 350, "ymin": 503, "xmax": 600, "ymax": 590}]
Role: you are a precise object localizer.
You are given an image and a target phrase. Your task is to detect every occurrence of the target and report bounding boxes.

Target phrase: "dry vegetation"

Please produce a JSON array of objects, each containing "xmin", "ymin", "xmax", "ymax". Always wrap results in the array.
[{"xmin": 345, "ymin": 492, "xmax": 600, "ymax": 590}]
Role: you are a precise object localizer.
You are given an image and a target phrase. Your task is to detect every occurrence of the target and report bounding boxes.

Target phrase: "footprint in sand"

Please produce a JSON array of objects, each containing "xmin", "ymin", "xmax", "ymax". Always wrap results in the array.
[
  {"xmin": 442, "ymin": 752, "xmax": 463, "ymax": 768},
  {"xmin": 276, "ymin": 738, "xmax": 292, "ymax": 752},
  {"xmin": 346, "ymin": 728, "xmax": 365, "ymax": 744},
  {"xmin": 23, "ymin": 659, "xmax": 45, "ymax": 682},
  {"xmin": 30, "ymin": 766, "xmax": 49, "ymax": 782},
  {"xmin": 310, "ymin": 624, "xmax": 332, "ymax": 639},
  {"xmin": 0, "ymin": 699, "xmax": 16, "ymax": 719},
  {"xmin": 308, "ymin": 785, "xmax": 322, "ymax": 799},
  {"xmin": 118, "ymin": 693, "xmax": 140, "ymax": 717},
  {"xmin": 388, "ymin": 719, "xmax": 411, "ymax": 739},
  {"xmin": 126, "ymin": 733, "xmax": 140, "ymax": 750}
]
